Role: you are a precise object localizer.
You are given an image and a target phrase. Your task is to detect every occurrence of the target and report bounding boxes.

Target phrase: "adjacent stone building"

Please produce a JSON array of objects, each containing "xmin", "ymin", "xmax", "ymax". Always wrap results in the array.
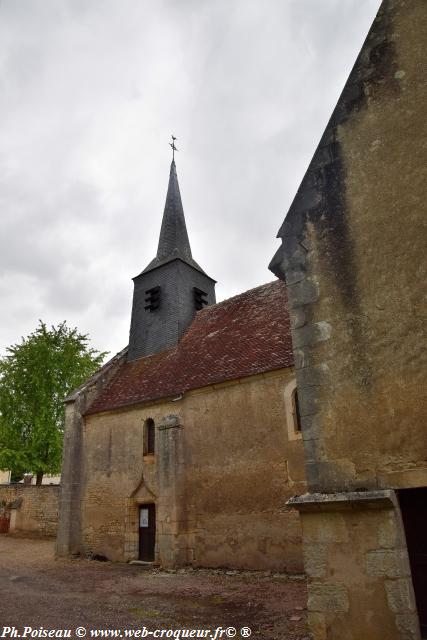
[
  {"xmin": 0, "ymin": 483, "xmax": 59, "ymax": 536},
  {"xmin": 270, "ymin": 0, "xmax": 427, "ymax": 638},
  {"xmin": 57, "ymin": 159, "xmax": 306, "ymax": 571}
]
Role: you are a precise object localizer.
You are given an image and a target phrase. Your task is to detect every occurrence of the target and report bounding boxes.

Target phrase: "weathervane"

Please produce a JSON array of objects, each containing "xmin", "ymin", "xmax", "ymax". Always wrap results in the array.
[{"xmin": 169, "ymin": 135, "xmax": 178, "ymax": 161}]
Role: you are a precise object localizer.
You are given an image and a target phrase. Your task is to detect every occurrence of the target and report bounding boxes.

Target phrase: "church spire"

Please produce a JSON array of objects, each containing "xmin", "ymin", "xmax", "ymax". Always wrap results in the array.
[
  {"xmin": 127, "ymin": 143, "xmax": 216, "ymax": 361},
  {"xmin": 141, "ymin": 156, "xmax": 205, "ymax": 275},
  {"xmin": 156, "ymin": 159, "xmax": 193, "ymax": 262}
]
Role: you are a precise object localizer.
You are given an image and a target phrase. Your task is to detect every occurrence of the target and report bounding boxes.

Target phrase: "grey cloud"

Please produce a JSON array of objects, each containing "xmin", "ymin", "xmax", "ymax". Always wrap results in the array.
[{"xmin": 0, "ymin": 0, "xmax": 381, "ymax": 357}]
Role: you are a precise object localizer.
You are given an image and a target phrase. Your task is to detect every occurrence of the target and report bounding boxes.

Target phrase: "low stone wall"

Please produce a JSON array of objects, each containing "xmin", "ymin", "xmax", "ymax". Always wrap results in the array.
[{"xmin": 0, "ymin": 484, "xmax": 60, "ymax": 537}]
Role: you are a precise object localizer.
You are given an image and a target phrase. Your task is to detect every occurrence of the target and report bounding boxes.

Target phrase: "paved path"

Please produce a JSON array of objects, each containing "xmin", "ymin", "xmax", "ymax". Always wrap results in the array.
[{"xmin": 0, "ymin": 536, "xmax": 309, "ymax": 640}]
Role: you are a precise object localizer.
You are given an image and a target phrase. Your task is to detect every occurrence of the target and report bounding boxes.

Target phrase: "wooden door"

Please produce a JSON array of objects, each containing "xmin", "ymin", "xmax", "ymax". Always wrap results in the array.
[
  {"xmin": 399, "ymin": 488, "xmax": 427, "ymax": 638},
  {"xmin": 139, "ymin": 504, "xmax": 155, "ymax": 562}
]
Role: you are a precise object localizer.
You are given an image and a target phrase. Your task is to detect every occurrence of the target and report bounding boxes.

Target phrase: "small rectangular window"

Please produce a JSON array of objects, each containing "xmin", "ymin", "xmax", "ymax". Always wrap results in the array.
[{"xmin": 144, "ymin": 418, "xmax": 155, "ymax": 455}]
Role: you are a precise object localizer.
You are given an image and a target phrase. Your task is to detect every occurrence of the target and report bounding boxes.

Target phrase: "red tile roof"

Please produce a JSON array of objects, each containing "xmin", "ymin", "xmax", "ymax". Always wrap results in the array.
[{"xmin": 86, "ymin": 280, "xmax": 293, "ymax": 415}]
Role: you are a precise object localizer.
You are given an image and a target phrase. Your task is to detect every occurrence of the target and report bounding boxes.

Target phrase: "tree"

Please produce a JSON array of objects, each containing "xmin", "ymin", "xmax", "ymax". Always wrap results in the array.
[{"xmin": 0, "ymin": 321, "xmax": 107, "ymax": 485}]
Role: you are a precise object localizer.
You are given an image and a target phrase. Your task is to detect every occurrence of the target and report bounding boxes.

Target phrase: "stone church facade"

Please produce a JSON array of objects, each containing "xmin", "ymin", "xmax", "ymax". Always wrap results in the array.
[
  {"xmin": 270, "ymin": 0, "xmax": 427, "ymax": 638},
  {"xmin": 57, "ymin": 160, "xmax": 306, "ymax": 571}
]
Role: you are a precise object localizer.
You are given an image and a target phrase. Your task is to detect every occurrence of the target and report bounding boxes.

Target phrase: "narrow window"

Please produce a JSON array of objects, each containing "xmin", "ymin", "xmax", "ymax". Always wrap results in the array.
[
  {"xmin": 284, "ymin": 379, "xmax": 302, "ymax": 441},
  {"xmin": 144, "ymin": 418, "xmax": 155, "ymax": 455},
  {"xmin": 293, "ymin": 389, "xmax": 302, "ymax": 432}
]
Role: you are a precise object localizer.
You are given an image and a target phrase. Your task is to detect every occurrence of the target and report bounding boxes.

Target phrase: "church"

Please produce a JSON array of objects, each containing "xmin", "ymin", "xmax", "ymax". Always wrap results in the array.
[{"xmin": 56, "ymin": 155, "xmax": 306, "ymax": 571}]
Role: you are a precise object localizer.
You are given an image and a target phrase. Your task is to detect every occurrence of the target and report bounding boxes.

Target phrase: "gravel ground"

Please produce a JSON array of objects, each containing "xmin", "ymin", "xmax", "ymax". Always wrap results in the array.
[{"xmin": 0, "ymin": 536, "xmax": 310, "ymax": 640}]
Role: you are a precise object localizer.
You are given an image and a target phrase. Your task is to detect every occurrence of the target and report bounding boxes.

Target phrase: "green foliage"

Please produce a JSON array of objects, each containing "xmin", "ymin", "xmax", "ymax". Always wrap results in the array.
[{"xmin": 0, "ymin": 321, "xmax": 107, "ymax": 482}]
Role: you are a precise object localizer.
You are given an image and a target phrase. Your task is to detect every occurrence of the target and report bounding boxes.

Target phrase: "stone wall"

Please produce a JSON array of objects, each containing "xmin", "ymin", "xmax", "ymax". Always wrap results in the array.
[
  {"xmin": 0, "ymin": 484, "xmax": 60, "ymax": 536},
  {"xmin": 80, "ymin": 368, "xmax": 306, "ymax": 571},
  {"xmin": 56, "ymin": 347, "xmax": 128, "ymax": 557},
  {"xmin": 270, "ymin": 1, "xmax": 426, "ymax": 638},
  {"xmin": 270, "ymin": 0, "xmax": 427, "ymax": 494}
]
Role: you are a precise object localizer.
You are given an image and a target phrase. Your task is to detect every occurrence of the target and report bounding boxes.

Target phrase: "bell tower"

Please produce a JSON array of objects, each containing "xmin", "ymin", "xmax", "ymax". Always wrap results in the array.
[{"xmin": 128, "ymin": 150, "xmax": 216, "ymax": 361}]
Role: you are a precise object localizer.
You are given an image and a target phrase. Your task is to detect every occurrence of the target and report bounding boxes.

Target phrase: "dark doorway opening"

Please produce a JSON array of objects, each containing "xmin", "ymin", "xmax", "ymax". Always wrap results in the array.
[
  {"xmin": 139, "ymin": 503, "xmax": 156, "ymax": 562},
  {"xmin": 399, "ymin": 488, "xmax": 427, "ymax": 638}
]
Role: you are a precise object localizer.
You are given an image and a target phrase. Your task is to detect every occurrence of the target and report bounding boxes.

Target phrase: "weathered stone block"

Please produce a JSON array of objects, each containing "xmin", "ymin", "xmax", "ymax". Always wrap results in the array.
[
  {"xmin": 287, "ymin": 280, "xmax": 320, "ymax": 310},
  {"xmin": 302, "ymin": 513, "xmax": 349, "ymax": 544},
  {"xmin": 307, "ymin": 612, "xmax": 327, "ymax": 640},
  {"xmin": 297, "ymin": 390, "xmax": 320, "ymax": 418},
  {"xmin": 385, "ymin": 579, "xmax": 416, "ymax": 613},
  {"xmin": 308, "ymin": 583, "xmax": 349, "ymax": 613},
  {"xmin": 365, "ymin": 550, "xmax": 410, "ymax": 578},
  {"xmin": 297, "ymin": 363, "xmax": 330, "ymax": 388},
  {"xmin": 303, "ymin": 543, "xmax": 328, "ymax": 577},
  {"xmin": 293, "ymin": 321, "xmax": 332, "ymax": 348},
  {"xmin": 300, "ymin": 414, "xmax": 322, "ymax": 441},
  {"xmin": 293, "ymin": 347, "xmax": 313, "ymax": 370},
  {"xmin": 290, "ymin": 308, "xmax": 307, "ymax": 330},
  {"xmin": 269, "ymin": 236, "xmax": 307, "ymax": 281},
  {"xmin": 395, "ymin": 613, "xmax": 421, "ymax": 640},
  {"xmin": 285, "ymin": 267, "xmax": 306, "ymax": 286},
  {"xmin": 377, "ymin": 515, "xmax": 399, "ymax": 549}
]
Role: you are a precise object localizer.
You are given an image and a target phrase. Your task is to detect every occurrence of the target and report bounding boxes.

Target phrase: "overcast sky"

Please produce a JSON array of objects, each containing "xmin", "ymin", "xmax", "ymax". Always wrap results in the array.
[{"xmin": 0, "ymin": 0, "xmax": 381, "ymax": 359}]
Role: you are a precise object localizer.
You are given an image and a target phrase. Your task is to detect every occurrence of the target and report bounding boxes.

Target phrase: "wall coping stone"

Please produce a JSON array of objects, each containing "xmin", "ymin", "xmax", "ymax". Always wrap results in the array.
[
  {"xmin": 288, "ymin": 490, "xmax": 396, "ymax": 512},
  {"xmin": 0, "ymin": 484, "xmax": 61, "ymax": 489}
]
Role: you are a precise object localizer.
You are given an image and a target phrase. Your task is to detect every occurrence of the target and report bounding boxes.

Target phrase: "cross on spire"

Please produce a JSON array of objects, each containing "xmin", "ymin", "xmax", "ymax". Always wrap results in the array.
[{"xmin": 169, "ymin": 135, "xmax": 178, "ymax": 161}]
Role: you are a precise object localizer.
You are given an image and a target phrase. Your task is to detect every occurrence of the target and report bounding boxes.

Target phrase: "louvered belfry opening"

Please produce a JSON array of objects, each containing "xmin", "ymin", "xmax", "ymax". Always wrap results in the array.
[
  {"xmin": 194, "ymin": 287, "xmax": 208, "ymax": 311},
  {"xmin": 144, "ymin": 286, "xmax": 161, "ymax": 312}
]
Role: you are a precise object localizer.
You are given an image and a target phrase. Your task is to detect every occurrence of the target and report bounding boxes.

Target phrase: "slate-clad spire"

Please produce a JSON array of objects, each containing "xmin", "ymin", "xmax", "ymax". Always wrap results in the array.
[
  {"xmin": 128, "ymin": 155, "xmax": 216, "ymax": 361},
  {"xmin": 142, "ymin": 160, "xmax": 205, "ymax": 275},
  {"xmin": 158, "ymin": 160, "xmax": 191, "ymax": 260}
]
